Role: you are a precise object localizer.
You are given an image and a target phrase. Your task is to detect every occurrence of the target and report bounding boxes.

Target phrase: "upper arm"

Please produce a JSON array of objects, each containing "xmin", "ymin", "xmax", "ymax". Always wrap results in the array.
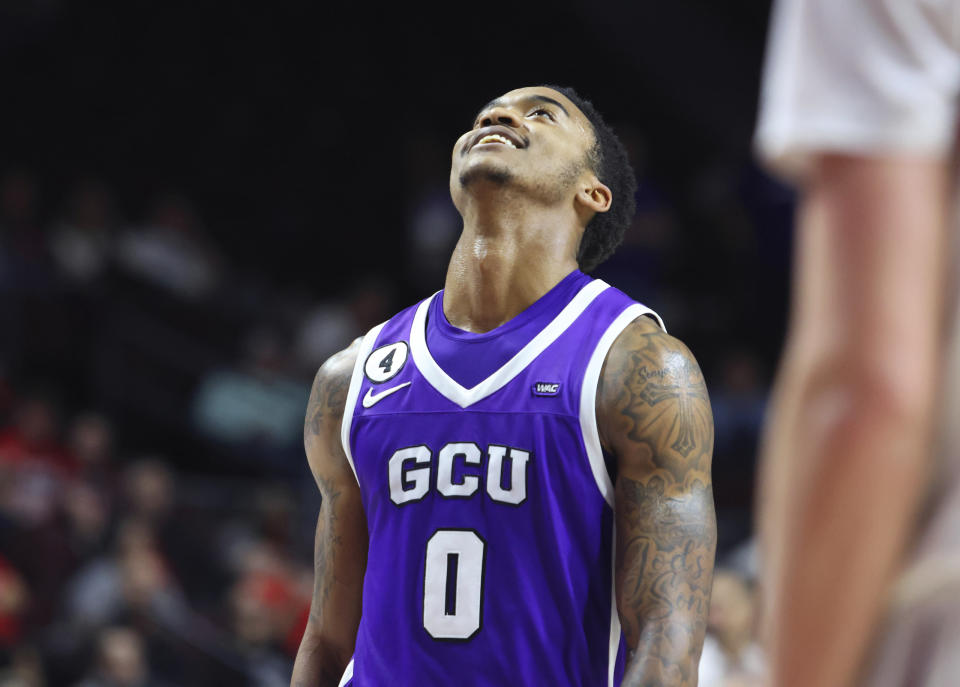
[
  {"xmin": 301, "ymin": 339, "xmax": 369, "ymax": 657},
  {"xmin": 304, "ymin": 339, "xmax": 362, "ymax": 491},
  {"xmin": 597, "ymin": 316, "xmax": 713, "ymax": 490},
  {"xmin": 596, "ymin": 316, "xmax": 716, "ymax": 681}
]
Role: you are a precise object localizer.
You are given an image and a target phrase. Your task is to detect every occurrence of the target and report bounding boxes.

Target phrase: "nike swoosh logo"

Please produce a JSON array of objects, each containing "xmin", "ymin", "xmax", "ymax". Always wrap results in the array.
[{"xmin": 362, "ymin": 382, "xmax": 412, "ymax": 408}]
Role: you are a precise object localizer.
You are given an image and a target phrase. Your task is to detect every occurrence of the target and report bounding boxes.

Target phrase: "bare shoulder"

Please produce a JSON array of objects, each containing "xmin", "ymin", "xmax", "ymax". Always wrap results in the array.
[
  {"xmin": 304, "ymin": 338, "xmax": 362, "ymax": 482},
  {"xmin": 596, "ymin": 315, "xmax": 713, "ymax": 484}
]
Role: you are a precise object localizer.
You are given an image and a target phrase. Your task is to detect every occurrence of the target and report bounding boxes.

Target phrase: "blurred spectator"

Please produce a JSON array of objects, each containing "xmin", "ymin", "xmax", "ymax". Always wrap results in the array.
[
  {"xmin": 120, "ymin": 461, "xmax": 173, "ymax": 528},
  {"xmin": 294, "ymin": 276, "xmax": 391, "ymax": 376},
  {"xmin": 698, "ymin": 568, "xmax": 766, "ymax": 687},
  {"xmin": 67, "ymin": 412, "xmax": 117, "ymax": 496},
  {"xmin": 0, "ymin": 645, "xmax": 44, "ymax": 687},
  {"xmin": 57, "ymin": 508, "xmax": 246, "ymax": 684},
  {"xmin": 73, "ymin": 626, "xmax": 159, "ymax": 687},
  {"xmin": 0, "ymin": 556, "xmax": 28, "ymax": 656},
  {"xmin": 711, "ymin": 349, "xmax": 766, "ymax": 460},
  {"xmin": 723, "ymin": 536, "xmax": 759, "ymax": 583},
  {"xmin": 0, "ymin": 170, "xmax": 48, "ymax": 277},
  {"xmin": 61, "ymin": 481, "xmax": 111, "ymax": 566},
  {"xmin": 115, "ymin": 193, "xmax": 222, "ymax": 300},
  {"xmin": 0, "ymin": 391, "xmax": 72, "ymax": 527},
  {"xmin": 64, "ymin": 518, "xmax": 184, "ymax": 630},
  {"xmin": 229, "ymin": 540, "xmax": 298, "ymax": 686},
  {"xmin": 710, "ymin": 348, "xmax": 767, "ymax": 548},
  {"xmin": 49, "ymin": 180, "xmax": 119, "ymax": 285},
  {"xmin": 0, "ymin": 391, "xmax": 69, "ymax": 468},
  {"xmin": 119, "ymin": 459, "xmax": 229, "ymax": 609},
  {"xmin": 192, "ymin": 326, "xmax": 309, "ymax": 453}
]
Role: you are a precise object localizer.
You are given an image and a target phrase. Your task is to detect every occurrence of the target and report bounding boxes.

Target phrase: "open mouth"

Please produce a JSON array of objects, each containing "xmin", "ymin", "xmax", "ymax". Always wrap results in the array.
[
  {"xmin": 468, "ymin": 126, "xmax": 526, "ymax": 152},
  {"xmin": 474, "ymin": 133, "xmax": 517, "ymax": 149}
]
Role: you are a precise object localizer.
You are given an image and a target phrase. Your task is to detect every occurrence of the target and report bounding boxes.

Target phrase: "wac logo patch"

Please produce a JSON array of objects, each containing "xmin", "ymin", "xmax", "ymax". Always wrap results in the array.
[{"xmin": 532, "ymin": 382, "xmax": 561, "ymax": 397}]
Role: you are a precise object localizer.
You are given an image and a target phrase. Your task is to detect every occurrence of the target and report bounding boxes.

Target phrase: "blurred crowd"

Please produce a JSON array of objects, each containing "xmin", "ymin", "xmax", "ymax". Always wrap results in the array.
[
  {"xmin": 0, "ymin": 168, "xmax": 393, "ymax": 686},
  {"xmin": 0, "ymin": 394, "xmax": 324, "ymax": 686},
  {"xmin": 0, "ymin": 156, "xmax": 785, "ymax": 686}
]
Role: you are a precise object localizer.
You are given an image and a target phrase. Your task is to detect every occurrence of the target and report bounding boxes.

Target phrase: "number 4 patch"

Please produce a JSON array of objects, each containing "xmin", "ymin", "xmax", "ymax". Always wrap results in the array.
[{"xmin": 364, "ymin": 342, "xmax": 409, "ymax": 383}]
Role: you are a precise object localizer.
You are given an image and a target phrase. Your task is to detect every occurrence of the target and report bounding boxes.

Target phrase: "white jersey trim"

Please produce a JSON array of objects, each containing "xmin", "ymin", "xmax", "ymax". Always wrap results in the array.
[
  {"xmin": 580, "ymin": 304, "xmax": 665, "ymax": 508},
  {"xmin": 340, "ymin": 322, "xmax": 386, "ymax": 486},
  {"xmin": 409, "ymin": 279, "xmax": 611, "ymax": 409},
  {"xmin": 608, "ymin": 521, "xmax": 621, "ymax": 687},
  {"xmin": 337, "ymin": 656, "xmax": 354, "ymax": 687}
]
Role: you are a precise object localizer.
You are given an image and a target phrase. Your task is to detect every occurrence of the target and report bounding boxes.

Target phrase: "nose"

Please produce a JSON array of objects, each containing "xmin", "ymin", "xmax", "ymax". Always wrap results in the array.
[{"xmin": 478, "ymin": 106, "xmax": 519, "ymax": 129}]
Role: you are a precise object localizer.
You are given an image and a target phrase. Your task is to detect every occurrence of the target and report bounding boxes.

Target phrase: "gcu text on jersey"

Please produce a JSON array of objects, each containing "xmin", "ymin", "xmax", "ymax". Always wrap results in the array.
[{"xmin": 388, "ymin": 443, "xmax": 531, "ymax": 505}]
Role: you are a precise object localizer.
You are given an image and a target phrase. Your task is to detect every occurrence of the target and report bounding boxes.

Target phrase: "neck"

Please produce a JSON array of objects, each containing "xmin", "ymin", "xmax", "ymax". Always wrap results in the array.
[{"xmin": 443, "ymin": 189, "xmax": 581, "ymax": 333}]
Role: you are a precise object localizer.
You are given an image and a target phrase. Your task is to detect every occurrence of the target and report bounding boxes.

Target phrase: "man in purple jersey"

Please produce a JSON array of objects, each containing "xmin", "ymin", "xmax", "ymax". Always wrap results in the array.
[{"xmin": 290, "ymin": 85, "xmax": 716, "ymax": 687}]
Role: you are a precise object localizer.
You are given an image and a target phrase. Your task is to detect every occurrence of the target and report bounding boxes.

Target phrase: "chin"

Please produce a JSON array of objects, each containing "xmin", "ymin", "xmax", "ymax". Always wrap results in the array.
[{"xmin": 458, "ymin": 165, "xmax": 514, "ymax": 189}]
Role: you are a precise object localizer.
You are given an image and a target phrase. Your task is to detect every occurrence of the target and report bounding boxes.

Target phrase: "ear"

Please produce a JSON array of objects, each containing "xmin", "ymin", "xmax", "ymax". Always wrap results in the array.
[{"xmin": 575, "ymin": 177, "xmax": 612, "ymax": 214}]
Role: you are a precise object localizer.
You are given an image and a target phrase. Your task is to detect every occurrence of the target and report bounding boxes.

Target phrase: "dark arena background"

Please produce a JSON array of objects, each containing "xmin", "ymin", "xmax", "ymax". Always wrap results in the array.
[{"xmin": 0, "ymin": 2, "xmax": 787, "ymax": 684}]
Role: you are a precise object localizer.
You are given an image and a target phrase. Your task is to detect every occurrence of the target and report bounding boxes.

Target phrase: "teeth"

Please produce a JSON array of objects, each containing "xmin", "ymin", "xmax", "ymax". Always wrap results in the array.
[{"xmin": 476, "ymin": 134, "xmax": 517, "ymax": 149}]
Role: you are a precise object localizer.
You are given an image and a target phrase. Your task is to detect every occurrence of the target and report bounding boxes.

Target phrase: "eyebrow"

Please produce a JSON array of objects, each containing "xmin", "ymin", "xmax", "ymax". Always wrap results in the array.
[{"xmin": 472, "ymin": 94, "xmax": 570, "ymax": 124}]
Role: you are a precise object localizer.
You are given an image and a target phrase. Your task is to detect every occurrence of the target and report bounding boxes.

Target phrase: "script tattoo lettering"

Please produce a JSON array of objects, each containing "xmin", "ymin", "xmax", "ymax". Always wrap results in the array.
[{"xmin": 599, "ymin": 320, "xmax": 716, "ymax": 687}]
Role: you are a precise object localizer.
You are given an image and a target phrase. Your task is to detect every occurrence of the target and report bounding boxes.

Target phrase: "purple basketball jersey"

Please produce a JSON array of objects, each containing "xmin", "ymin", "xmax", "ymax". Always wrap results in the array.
[{"xmin": 337, "ymin": 278, "xmax": 664, "ymax": 687}]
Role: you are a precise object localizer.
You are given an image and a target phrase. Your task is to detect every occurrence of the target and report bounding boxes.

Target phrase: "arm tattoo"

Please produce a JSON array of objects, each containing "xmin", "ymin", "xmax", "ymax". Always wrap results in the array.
[
  {"xmin": 604, "ymin": 324, "xmax": 717, "ymax": 687},
  {"xmin": 616, "ymin": 330, "xmax": 712, "ymax": 474},
  {"xmin": 617, "ymin": 476, "xmax": 715, "ymax": 686},
  {"xmin": 294, "ymin": 345, "xmax": 363, "ymax": 687},
  {"xmin": 303, "ymin": 356, "xmax": 353, "ymax": 624},
  {"xmin": 305, "ymin": 364, "xmax": 351, "ymax": 440},
  {"xmin": 310, "ymin": 474, "xmax": 343, "ymax": 624}
]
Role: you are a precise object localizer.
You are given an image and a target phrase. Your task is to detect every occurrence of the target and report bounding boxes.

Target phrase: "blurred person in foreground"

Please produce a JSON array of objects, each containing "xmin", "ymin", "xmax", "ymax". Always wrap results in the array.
[
  {"xmin": 292, "ymin": 86, "xmax": 715, "ymax": 686},
  {"xmin": 755, "ymin": 1, "xmax": 960, "ymax": 686}
]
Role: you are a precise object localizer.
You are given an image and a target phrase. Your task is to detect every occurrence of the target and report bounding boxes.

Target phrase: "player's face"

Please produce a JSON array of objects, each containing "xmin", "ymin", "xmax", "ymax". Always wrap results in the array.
[{"xmin": 450, "ymin": 86, "xmax": 597, "ymax": 205}]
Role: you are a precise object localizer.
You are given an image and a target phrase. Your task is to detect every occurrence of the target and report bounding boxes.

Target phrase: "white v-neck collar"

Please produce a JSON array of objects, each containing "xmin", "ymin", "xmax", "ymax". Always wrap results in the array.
[{"xmin": 409, "ymin": 279, "xmax": 610, "ymax": 408}]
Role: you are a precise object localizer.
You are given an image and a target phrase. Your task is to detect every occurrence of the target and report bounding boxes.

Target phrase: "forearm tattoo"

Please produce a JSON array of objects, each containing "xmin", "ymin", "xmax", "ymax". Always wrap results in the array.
[
  {"xmin": 603, "ymin": 324, "xmax": 717, "ymax": 687},
  {"xmin": 303, "ymin": 359, "xmax": 352, "ymax": 622},
  {"xmin": 310, "ymin": 476, "xmax": 343, "ymax": 623}
]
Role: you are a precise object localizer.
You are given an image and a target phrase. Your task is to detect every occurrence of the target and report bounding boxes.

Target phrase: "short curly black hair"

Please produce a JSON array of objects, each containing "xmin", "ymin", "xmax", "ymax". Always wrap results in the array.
[{"xmin": 541, "ymin": 85, "xmax": 636, "ymax": 272}]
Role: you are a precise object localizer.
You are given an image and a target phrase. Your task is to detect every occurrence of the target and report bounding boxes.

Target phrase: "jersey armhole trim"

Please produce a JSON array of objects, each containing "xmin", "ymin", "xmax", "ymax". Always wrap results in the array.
[
  {"xmin": 580, "ymin": 303, "xmax": 665, "ymax": 507},
  {"xmin": 608, "ymin": 521, "xmax": 621, "ymax": 687},
  {"xmin": 340, "ymin": 322, "xmax": 386, "ymax": 486},
  {"xmin": 337, "ymin": 656, "xmax": 354, "ymax": 687}
]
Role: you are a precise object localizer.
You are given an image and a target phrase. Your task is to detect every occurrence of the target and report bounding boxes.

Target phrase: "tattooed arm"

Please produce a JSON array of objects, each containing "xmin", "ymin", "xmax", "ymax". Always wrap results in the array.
[
  {"xmin": 597, "ymin": 316, "xmax": 716, "ymax": 687},
  {"xmin": 291, "ymin": 340, "xmax": 369, "ymax": 687}
]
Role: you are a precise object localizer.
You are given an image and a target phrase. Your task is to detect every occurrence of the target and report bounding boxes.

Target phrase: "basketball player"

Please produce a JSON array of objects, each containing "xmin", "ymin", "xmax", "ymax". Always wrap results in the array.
[
  {"xmin": 756, "ymin": 1, "xmax": 960, "ymax": 686},
  {"xmin": 289, "ymin": 86, "xmax": 716, "ymax": 686}
]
